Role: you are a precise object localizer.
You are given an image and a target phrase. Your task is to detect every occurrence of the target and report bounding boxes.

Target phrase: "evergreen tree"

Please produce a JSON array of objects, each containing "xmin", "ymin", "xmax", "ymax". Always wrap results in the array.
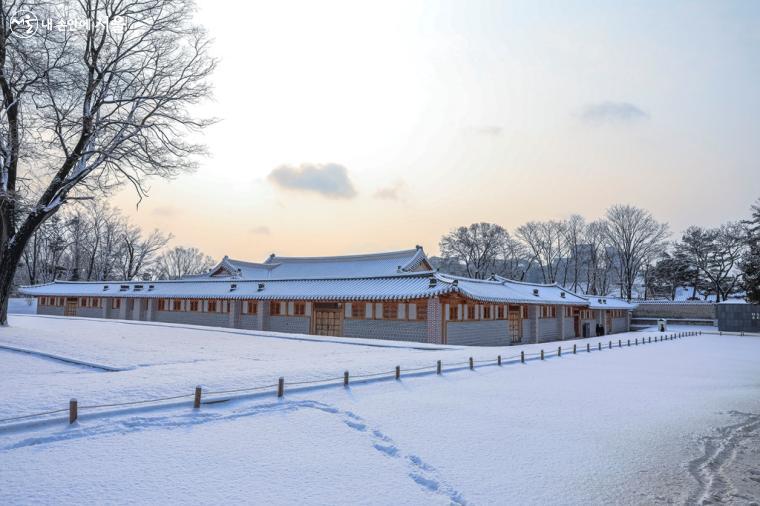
[{"xmin": 741, "ymin": 199, "xmax": 760, "ymax": 303}]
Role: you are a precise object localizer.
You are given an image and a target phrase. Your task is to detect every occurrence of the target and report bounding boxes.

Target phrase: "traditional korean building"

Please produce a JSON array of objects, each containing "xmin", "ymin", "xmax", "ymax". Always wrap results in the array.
[{"xmin": 20, "ymin": 246, "xmax": 636, "ymax": 346}]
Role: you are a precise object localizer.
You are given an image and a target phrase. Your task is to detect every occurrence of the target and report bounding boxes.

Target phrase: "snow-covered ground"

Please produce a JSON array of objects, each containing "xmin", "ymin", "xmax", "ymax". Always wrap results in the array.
[{"xmin": 1, "ymin": 315, "xmax": 759, "ymax": 504}]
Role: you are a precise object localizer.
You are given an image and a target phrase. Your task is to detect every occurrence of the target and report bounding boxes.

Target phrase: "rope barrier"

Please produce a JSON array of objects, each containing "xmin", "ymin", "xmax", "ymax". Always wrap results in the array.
[
  {"xmin": 0, "ymin": 332, "xmax": 695, "ymax": 426},
  {"xmin": 0, "ymin": 408, "xmax": 70, "ymax": 424}
]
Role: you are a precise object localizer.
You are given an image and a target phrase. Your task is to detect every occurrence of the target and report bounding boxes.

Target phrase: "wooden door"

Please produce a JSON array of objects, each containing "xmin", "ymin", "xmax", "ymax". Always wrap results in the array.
[
  {"xmin": 312, "ymin": 303, "xmax": 342, "ymax": 336},
  {"xmin": 508, "ymin": 309, "xmax": 522, "ymax": 343},
  {"xmin": 605, "ymin": 312, "xmax": 612, "ymax": 334},
  {"xmin": 64, "ymin": 298, "xmax": 77, "ymax": 317}
]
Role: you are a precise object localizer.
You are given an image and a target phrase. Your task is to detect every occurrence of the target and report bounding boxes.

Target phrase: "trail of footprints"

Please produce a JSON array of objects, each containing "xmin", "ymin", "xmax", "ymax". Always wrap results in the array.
[
  {"xmin": 3, "ymin": 397, "xmax": 467, "ymax": 504},
  {"xmin": 301, "ymin": 400, "xmax": 467, "ymax": 505}
]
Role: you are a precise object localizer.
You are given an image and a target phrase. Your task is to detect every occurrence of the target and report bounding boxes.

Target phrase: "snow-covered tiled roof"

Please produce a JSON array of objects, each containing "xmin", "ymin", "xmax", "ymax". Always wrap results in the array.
[
  {"xmin": 582, "ymin": 296, "xmax": 637, "ymax": 310},
  {"xmin": 19, "ymin": 274, "xmax": 451, "ymax": 301},
  {"xmin": 444, "ymin": 274, "xmax": 590, "ymax": 305},
  {"xmin": 205, "ymin": 247, "xmax": 432, "ymax": 280}
]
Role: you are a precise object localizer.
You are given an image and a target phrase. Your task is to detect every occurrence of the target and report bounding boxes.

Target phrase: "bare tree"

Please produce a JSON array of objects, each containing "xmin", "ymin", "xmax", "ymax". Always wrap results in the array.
[
  {"xmin": 155, "ymin": 246, "xmax": 214, "ymax": 279},
  {"xmin": 0, "ymin": 0, "xmax": 215, "ymax": 323},
  {"xmin": 118, "ymin": 226, "xmax": 170, "ymax": 280},
  {"xmin": 496, "ymin": 233, "xmax": 532, "ymax": 280},
  {"xmin": 439, "ymin": 223, "xmax": 510, "ymax": 279},
  {"xmin": 563, "ymin": 214, "xmax": 585, "ymax": 291},
  {"xmin": 515, "ymin": 220, "xmax": 566, "ymax": 284},
  {"xmin": 604, "ymin": 205, "xmax": 669, "ymax": 301}
]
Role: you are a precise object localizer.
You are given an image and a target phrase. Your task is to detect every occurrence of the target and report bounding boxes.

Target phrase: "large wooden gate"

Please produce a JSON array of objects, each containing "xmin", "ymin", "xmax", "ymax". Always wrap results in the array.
[
  {"xmin": 508, "ymin": 308, "xmax": 522, "ymax": 344},
  {"xmin": 312, "ymin": 303, "xmax": 342, "ymax": 336},
  {"xmin": 64, "ymin": 298, "xmax": 77, "ymax": 317}
]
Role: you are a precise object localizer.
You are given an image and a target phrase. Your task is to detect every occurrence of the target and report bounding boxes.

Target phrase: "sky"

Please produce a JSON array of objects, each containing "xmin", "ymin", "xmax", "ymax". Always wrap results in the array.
[{"xmin": 111, "ymin": 0, "xmax": 760, "ymax": 261}]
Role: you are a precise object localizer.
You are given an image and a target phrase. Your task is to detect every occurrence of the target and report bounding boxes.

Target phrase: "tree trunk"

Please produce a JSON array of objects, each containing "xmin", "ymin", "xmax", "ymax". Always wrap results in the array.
[{"xmin": 0, "ymin": 243, "xmax": 27, "ymax": 326}]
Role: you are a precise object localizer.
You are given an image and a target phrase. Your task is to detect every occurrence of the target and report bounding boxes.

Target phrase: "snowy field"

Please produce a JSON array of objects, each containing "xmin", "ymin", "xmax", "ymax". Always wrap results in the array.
[{"xmin": 1, "ymin": 316, "xmax": 759, "ymax": 504}]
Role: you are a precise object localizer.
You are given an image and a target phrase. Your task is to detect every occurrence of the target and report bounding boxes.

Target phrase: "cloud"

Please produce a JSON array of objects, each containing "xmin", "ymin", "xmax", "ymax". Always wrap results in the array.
[
  {"xmin": 580, "ymin": 101, "xmax": 648, "ymax": 123},
  {"xmin": 373, "ymin": 181, "xmax": 406, "ymax": 201},
  {"xmin": 463, "ymin": 125, "xmax": 502, "ymax": 136},
  {"xmin": 249, "ymin": 226, "xmax": 270, "ymax": 235},
  {"xmin": 268, "ymin": 163, "xmax": 357, "ymax": 199}
]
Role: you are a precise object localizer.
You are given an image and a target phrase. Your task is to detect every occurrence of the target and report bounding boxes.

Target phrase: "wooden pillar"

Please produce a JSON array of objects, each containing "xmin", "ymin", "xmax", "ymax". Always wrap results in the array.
[
  {"xmin": 145, "ymin": 298, "xmax": 155, "ymax": 321},
  {"xmin": 229, "ymin": 300, "xmax": 242, "ymax": 328},
  {"xmin": 531, "ymin": 305, "xmax": 539, "ymax": 343},
  {"xmin": 426, "ymin": 297, "xmax": 443, "ymax": 344}
]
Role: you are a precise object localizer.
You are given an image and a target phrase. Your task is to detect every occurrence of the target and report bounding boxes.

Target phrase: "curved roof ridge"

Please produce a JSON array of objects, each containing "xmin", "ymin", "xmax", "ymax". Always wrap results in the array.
[
  {"xmin": 266, "ymin": 248, "xmax": 421, "ymax": 264},
  {"xmin": 491, "ymin": 274, "xmax": 565, "ymax": 288}
]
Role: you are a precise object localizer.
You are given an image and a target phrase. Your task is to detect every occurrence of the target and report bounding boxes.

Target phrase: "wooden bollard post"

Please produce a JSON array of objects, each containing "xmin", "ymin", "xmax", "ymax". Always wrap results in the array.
[
  {"xmin": 586, "ymin": 343, "xmax": 590, "ymax": 353},
  {"xmin": 573, "ymin": 344, "xmax": 577, "ymax": 354},
  {"xmin": 497, "ymin": 355, "xmax": 502, "ymax": 366},
  {"xmin": 469, "ymin": 357, "xmax": 474, "ymax": 370},
  {"xmin": 521, "ymin": 351, "xmax": 525, "ymax": 363},
  {"xmin": 540, "ymin": 349, "xmax": 544, "ymax": 360},
  {"xmin": 344, "ymin": 371, "xmax": 349, "ymax": 387},
  {"xmin": 618, "ymin": 339, "xmax": 622, "ymax": 347},
  {"xmin": 277, "ymin": 377, "xmax": 284, "ymax": 397},
  {"xmin": 558, "ymin": 346, "xmax": 561, "ymax": 357},
  {"xmin": 437, "ymin": 360, "xmax": 442, "ymax": 374},
  {"xmin": 598, "ymin": 342, "xmax": 601, "ymax": 351},
  {"xmin": 627, "ymin": 339, "xmax": 631, "ymax": 346},
  {"xmin": 648, "ymin": 337, "xmax": 651, "ymax": 344},
  {"xmin": 608, "ymin": 341, "xmax": 612, "ymax": 349},
  {"xmin": 69, "ymin": 399, "xmax": 78, "ymax": 424},
  {"xmin": 635, "ymin": 338, "xmax": 638, "ymax": 345},
  {"xmin": 193, "ymin": 386, "xmax": 202, "ymax": 409},
  {"xmin": 395, "ymin": 366, "xmax": 400, "ymax": 380}
]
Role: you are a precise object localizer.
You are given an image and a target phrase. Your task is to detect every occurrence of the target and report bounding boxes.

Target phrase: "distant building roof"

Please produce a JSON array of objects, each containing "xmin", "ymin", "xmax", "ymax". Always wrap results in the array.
[{"xmin": 206, "ymin": 247, "xmax": 431, "ymax": 280}]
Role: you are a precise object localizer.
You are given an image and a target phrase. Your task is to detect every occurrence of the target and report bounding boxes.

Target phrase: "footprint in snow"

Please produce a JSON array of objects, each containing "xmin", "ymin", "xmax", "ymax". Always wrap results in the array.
[{"xmin": 344, "ymin": 420, "xmax": 367, "ymax": 431}]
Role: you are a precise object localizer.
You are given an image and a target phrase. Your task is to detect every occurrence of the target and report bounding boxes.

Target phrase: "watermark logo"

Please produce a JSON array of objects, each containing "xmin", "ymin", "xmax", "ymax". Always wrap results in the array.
[
  {"xmin": 9, "ymin": 10, "xmax": 124, "ymax": 38},
  {"xmin": 10, "ymin": 10, "xmax": 39, "ymax": 38}
]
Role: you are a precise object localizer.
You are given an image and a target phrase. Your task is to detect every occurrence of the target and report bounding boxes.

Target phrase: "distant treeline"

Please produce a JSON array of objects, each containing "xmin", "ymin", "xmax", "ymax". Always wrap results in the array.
[{"xmin": 433, "ymin": 200, "xmax": 760, "ymax": 303}]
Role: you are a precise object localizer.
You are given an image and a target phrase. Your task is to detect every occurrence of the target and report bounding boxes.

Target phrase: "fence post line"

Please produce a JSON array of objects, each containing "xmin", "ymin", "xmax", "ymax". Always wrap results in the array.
[
  {"xmin": 498, "ymin": 355, "xmax": 502, "ymax": 366},
  {"xmin": 437, "ymin": 360, "xmax": 442, "ymax": 374},
  {"xmin": 344, "ymin": 371, "xmax": 349, "ymax": 387},
  {"xmin": 69, "ymin": 399, "xmax": 78, "ymax": 424},
  {"xmin": 540, "ymin": 349, "xmax": 544, "ymax": 360},
  {"xmin": 395, "ymin": 366, "xmax": 400, "ymax": 380},
  {"xmin": 469, "ymin": 357, "xmax": 474, "ymax": 370},
  {"xmin": 521, "ymin": 351, "xmax": 525, "ymax": 363},
  {"xmin": 277, "ymin": 377, "xmax": 284, "ymax": 397},
  {"xmin": 193, "ymin": 386, "xmax": 202, "ymax": 409}
]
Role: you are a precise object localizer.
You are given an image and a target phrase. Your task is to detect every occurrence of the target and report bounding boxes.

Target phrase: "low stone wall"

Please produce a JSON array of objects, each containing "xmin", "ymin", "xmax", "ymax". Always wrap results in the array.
[
  {"xmin": 153, "ymin": 310, "xmax": 230, "ymax": 328},
  {"xmin": 537, "ymin": 318, "xmax": 561, "ymax": 343},
  {"xmin": 269, "ymin": 315, "xmax": 310, "ymax": 334},
  {"xmin": 716, "ymin": 303, "xmax": 760, "ymax": 332},
  {"xmin": 343, "ymin": 319, "xmax": 427, "ymax": 343},
  {"xmin": 611, "ymin": 317, "xmax": 628, "ymax": 334},
  {"xmin": 37, "ymin": 305, "xmax": 64, "ymax": 316},
  {"xmin": 633, "ymin": 302, "xmax": 716, "ymax": 320},
  {"xmin": 446, "ymin": 320, "xmax": 509, "ymax": 346}
]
